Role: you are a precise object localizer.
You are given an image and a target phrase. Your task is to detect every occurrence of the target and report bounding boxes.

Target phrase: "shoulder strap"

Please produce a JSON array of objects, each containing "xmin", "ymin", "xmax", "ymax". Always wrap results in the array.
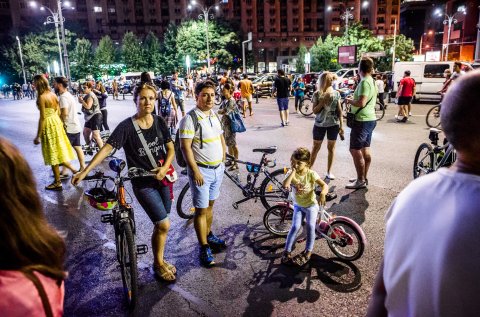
[
  {"xmin": 131, "ymin": 116, "xmax": 158, "ymax": 169},
  {"xmin": 188, "ymin": 110, "xmax": 203, "ymax": 149},
  {"xmin": 354, "ymin": 79, "xmax": 375, "ymax": 115},
  {"xmin": 21, "ymin": 269, "xmax": 54, "ymax": 317}
]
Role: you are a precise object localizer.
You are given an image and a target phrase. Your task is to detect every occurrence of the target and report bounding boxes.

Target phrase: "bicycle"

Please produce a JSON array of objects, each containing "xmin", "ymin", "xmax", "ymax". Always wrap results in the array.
[
  {"xmin": 263, "ymin": 202, "xmax": 366, "ymax": 261},
  {"xmin": 82, "ymin": 130, "xmax": 116, "ymax": 157},
  {"xmin": 298, "ymin": 97, "xmax": 314, "ymax": 117},
  {"xmin": 340, "ymin": 89, "xmax": 385, "ymax": 121},
  {"xmin": 426, "ymin": 103, "xmax": 441, "ymax": 128},
  {"xmin": 413, "ymin": 128, "xmax": 456, "ymax": 179},
  {"xmin": 83, "ymin": 159, "xmax": 153, "ymax": 308},
  {"xmin": 176, "ymin": 146, "xmax": 288, "ymax": 219}
]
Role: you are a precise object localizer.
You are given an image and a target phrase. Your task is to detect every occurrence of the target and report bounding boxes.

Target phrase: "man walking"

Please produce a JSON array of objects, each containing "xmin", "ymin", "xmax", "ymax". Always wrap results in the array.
[
  {"xmin": 55, "ymin": 76, "xmax": 85, "ymax": 173},
  {"xmin": 179, "ymin": 80, "xmax": 227, "ymax": 267},
  {"xmin": 273, "ymin": 69, "xmax": 291, "ymax": 126},
  {"xmin": 395, "ymin": 70, "xmax": 415, "ymax": 122},
  {"xmin": 239, "ymin": 74, "xmax": 254, "ymax": 117},
  {"xmin": 367, "ymin": 71, "xmax": 480, "ymax": 317},
  {"xmin": 170, "ymin": 71, "xmax": 186, "ymax": 117}
]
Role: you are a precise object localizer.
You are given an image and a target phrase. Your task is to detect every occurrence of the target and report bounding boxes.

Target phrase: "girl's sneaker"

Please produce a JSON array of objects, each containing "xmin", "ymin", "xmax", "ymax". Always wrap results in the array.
[
  {"xmin": 199, "ymin": 246, "xmax": 215, "ymax": 267},
  {"xmin": 325, "ymin": 172, "xmax": 335, "ymax": 180}
]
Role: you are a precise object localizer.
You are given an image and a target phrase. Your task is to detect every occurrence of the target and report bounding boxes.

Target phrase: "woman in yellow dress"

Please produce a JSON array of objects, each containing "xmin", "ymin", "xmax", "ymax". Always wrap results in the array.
[{"xmin": 33, "ymin": 74, "xmax": 76, "ymax": 191}]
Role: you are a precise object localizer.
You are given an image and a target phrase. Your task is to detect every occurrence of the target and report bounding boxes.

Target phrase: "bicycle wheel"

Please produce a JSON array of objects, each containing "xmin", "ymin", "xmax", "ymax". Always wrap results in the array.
[
  {"xmin": 263, "ymin": 204, "xmax": 293, "ymax": 236},
  {"xmin": 176, "ymin": 182, "xmax": 195, "ymax": 219},
  {"xmin": 426, "ymin": 105, "xmax": 441, "ymax": 128},
  {"xmin": 374, "ymin": 101, "xmax": 385, "ymax": 121},
  {"xmin": 326, "ymin": 219, "xmax": 365, "ymax": 261},
  {"xmin": 299, "ymin": 98, "xmax": 313, "ymax": 117},
  {"xmin": 413, "ymin": 143, "xmax": 435, "ymax": 179},
  {"xmin": 259, "ymin": 168, "xmax": 289, "ymax": 210},
  {"xmin": 119, "ymin": 221, "xmax": 138, "ymax": 308}
]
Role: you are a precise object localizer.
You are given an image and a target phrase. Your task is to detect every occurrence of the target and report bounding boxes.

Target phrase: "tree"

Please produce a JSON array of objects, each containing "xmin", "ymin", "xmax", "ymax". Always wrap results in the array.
[
  {"xmin": 376, "ymin": 34, "xmax": 415, "ymax": 72},
  {"xmin": 71, "ymin": 38, "xmax": 93, "ymax": 80},
  {"xmin": 121, "ymin": 32, "xmax": 145, "ymax": 72},
  {"xmin": 142, "ymin": 31, "xmax": 163, "ymax": 74},
  {"xmin": 296, "ymin": 45, "xmax": 307, "ymax": 73},
  {"xmin": 310, "ymin": 35, "xmax": 341, "ymax": 72},
  {"xmin": 95, "ymin": 35, "xmax": 116, "ymax": 73}
]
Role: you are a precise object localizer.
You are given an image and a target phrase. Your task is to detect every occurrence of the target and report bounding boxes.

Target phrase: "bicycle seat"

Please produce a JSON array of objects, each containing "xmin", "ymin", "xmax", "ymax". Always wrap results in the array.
[
  {"xmin": 252, "ymin": 146, "xmax": 277, "ymax": 154},
  {"xmin": 429, "ymin": 128, "xmax": 442, "ymax": 134}
]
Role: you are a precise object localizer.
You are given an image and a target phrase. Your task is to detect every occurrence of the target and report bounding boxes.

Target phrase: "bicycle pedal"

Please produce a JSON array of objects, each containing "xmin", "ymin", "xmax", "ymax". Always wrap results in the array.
[
  {"xmin": 136, "ymin": 244, "xmax": 148, "ymax": 255},
  {"xmin": 100, "ymin": 214, "xmax": 113, "ymax": 224}
]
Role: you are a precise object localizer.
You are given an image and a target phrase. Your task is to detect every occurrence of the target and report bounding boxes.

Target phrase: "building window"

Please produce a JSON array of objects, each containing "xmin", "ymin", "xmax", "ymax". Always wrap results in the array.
[
  {"xmin": 108, "ymin": 7, "xmax": 115, "ymax": 13},
  {"xmin": 94, "ymin": 6, "xmax": 102, "ymax": 13}
]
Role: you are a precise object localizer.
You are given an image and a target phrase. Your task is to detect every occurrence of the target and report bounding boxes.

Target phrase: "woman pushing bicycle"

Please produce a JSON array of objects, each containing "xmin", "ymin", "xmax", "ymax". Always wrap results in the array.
[
  {"xmin": 281, "ymin": 147, "xmax": 329, "ymax": 266},
  {"xmin": 72, "ymin": 83, "xmax": 177, "ymax": 282}
]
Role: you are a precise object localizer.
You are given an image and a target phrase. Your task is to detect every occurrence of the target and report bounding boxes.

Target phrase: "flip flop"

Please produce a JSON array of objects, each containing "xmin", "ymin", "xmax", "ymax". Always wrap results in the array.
[
  {"xmin": 164, "ymin": 261, "xmax": 177, "ymax": 275},
  {"xmin": 45, "ymin": 183, "xmax": 63, "ymax": 191},
  {"xmin": 153, "ymin": 264, "xmax": 176, "ymax": 282},
  {"xmin": 292, "ymin": 252, "xmax": 311, "ymax": 267}
]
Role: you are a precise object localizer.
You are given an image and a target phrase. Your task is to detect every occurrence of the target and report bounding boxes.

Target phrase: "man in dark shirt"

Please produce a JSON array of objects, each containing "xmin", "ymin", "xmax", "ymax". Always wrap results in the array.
[{"xmin": 273, "ymin": 69, "xmax": 292, "ymax": 126}]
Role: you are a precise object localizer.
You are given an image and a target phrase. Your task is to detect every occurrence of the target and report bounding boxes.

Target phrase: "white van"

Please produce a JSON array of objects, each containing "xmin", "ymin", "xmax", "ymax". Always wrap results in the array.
[{"xmin": 392, "ymin": 62, "xmax": 455, "ymax": 101}]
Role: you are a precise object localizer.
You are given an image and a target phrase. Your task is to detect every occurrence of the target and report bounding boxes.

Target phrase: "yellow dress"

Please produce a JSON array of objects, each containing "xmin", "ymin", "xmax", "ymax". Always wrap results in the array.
[{"xmin": 41, "ymin": 107, "xmax": 75, "ymax": 166}]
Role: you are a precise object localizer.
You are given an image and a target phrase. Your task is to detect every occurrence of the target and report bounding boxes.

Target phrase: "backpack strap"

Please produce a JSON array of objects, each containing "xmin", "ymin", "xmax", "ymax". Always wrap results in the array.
[
  {"xmin": 188, "ymin": 110, "xmax": 202, "ymax": 149},
  {"xmin": 20, "ymin": 268, "xmax": 54, "ymax": 317},
  {"xmin": 131, "ymin": 116, "xmax": 158, "ymax": 169}
]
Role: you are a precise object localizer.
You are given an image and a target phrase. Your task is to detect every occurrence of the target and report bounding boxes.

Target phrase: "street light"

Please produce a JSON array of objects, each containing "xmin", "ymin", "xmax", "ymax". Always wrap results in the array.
[
  {"xmin": 30, "ymin": 1, "xmax": 73, "ymax": 81},
  {"xmin": 188, "ymin": 0, "xmax": 227, "ymax": 73},
  {"xmin": 15, "ymin": 36, "xmax": 27, "ymax": 85},
  {"xmin": 327, "ymin": 5, "xmax": 354, "ymax": 44},
  {"xmin": 435, "ymin": 6, "xmax": 466, "ymax": 61}
]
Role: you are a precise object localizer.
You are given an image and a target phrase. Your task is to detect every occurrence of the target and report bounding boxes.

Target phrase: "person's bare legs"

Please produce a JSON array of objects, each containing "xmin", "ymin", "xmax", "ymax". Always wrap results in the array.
[
  {"xmin": 243, "ymin": 100, "xmax": 247, "ymax": 118},
  {"xmin": 206, "ymin": 200, "xmax": 215, "ymax": 234},
  {"xmin": 152, "ymin": 219, "xmax": 170, "ymax": 267},
  {"xmin": 74, "ymin": 145, "xmax": 86, "ymax": 171},
  {"xmin": 194, "ymin": 207, "xmax": 209, "ymax": 246},
  {"xmin": 248, "ymin": 101, "xmax": 253, "ymax": 116},
  {"xmin": 279, "ymin": 111, "xmax": 285, "ymax": 124},
  {"xmin": 52, "ymin": 165, "xmax": 60, "ymax": 184},
  {"xmin": 83, "ymin": 127, "xmax": 92, "ymax": 146},
  {"xmin": 310, "ymin": 140, "xmax": 323, "ymax": 167},
  {"xmin": 92, "ymin": 130, "xmax": 104, "ymax": 148},
  {"xmin": 284, "ymin": 109, "xmax": 289, "ymax": 123},
  {"xmin": 361, "ymin": 147, "xmax": 372, "ymax": 180},
  {"xmin": 350, "ymin": 148, "xmax": 366, "ymax": 182},
  {"xmin": 326, "ymin": 140, "xmax": 337, "ymax": 174}
]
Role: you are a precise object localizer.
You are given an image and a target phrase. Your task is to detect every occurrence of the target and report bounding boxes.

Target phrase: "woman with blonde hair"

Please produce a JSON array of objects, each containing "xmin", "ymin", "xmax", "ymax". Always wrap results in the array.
[
  {"xmin": 33, "ymin": 74, "xmax": 76, "ymax": 190},
  {"xmin": 310, "ymin": 72, "xmax": 344, "ymax": 179},
  {"xmin": 0, "ymin": 137, "xmax": 66, "ymax": 316}
]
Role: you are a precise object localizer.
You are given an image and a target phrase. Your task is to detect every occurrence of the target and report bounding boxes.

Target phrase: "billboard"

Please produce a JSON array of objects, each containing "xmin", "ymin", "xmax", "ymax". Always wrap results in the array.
[
  {"xmin": 338, "ymin": 45, "xmax": 357, "ymax": 64},
  {"xmin": 426, "ymin": 51, "xmax": 441, "ymax": 62}
]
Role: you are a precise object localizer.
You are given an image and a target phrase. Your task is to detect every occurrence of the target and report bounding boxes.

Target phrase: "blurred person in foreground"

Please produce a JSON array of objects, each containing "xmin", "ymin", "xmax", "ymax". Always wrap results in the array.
[
  {"xmin": 0, "ymin": 137, "xmax": 66, "ymax": 316},
  {"xmin": 367, "ymin": 70, "xmax": 480, "ymax": 317}
]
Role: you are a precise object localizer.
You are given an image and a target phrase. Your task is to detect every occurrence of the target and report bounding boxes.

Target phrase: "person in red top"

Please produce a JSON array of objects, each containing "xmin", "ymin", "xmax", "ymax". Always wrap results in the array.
[{"xmin": 395, "ymin": 70, "xmax": 416, "ymax": 122}]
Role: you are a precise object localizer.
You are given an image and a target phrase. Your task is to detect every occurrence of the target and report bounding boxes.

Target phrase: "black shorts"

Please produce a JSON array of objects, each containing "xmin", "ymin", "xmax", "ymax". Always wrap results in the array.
[
  {"xmin": 397, "ymin": 96, "xmax": 412, "ymax": 105},
  {"xmin": 350, "ymin": 120, "xmax": 376, "ymax": 150},
  {"xmin": 84, "ymin": 113, "xmax": 103, "ymax": 131},
  {"xmin": 313, "ymin": 125, "xmax": 340, "ymax": 141},
  {"xmin": 67, "ymin": 132, "xmax": 81, "ymax": 147}
]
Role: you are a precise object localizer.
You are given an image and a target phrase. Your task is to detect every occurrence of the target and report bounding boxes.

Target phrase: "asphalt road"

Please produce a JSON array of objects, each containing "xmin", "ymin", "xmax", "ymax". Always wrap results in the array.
[{"xmin": 0, "ymin": 94, "xmax": 439, "ymax": 316}]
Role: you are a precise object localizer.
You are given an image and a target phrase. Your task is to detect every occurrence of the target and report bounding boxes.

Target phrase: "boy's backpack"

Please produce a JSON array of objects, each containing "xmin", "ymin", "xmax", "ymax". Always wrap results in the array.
[
  {"xmin": 174, "ymin": 109, "xmax": 221, "ymax": 168},
  {"xmin": 159, "ymin": 92, "xmax": 172, "ymax": 117}
]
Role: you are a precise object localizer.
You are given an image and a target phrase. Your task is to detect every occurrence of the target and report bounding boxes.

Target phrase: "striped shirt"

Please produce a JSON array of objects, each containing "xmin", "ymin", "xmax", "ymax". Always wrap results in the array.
[{"xmin": 179, "ymin": 108, "xmax": 224, "ymax": 166}]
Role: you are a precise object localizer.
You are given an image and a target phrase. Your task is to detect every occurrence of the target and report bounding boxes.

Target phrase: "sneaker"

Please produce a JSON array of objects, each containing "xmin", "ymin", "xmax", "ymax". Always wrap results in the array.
[
  {"xmin": 285, "ymin": 121, "xmax": 289, "ymax": 126},
  {"xmin": 207, "ymin": 232, "xmax": 226, "ymax": 252},
  {"xmin": 281, "ymin": 122, "xmax": 285, "ymax": 127},
  {"xmin": 325, "ymin": 172, "xmax": 335, "ymax": 180},
  {"xmin": 409, "ymin": 112, "xmax": 412, "ymax": 116},
  {"xmin": 401, "ymin": 116, "xmax": 408, "ymax": 123},
  {"xmin": 349, "ymin": 178, "xmax": 368, "ymax": 185},
  {"xmin": 345, "ymin": 180, "xmax": 367, "ymax": 189},
  {"xmin": 199, "ymin": 246, "xmax": 215, "ymax": 267},
  {"xmin": 394, "ymin": 115, "xmax": 399, "ymax": 119}
]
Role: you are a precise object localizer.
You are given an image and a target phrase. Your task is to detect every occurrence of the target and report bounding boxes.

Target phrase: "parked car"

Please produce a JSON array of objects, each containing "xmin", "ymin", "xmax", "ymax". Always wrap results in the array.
[
  {"xmin": 119, "ymin": 80, "xmax": 133, "ymax": 95},
  {"xmin": 252, "ymin": 73, "xmax": 277, "ymax": 97}
]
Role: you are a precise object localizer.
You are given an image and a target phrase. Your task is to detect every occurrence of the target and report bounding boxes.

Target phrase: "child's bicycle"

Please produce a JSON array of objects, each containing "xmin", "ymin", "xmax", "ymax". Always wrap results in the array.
[{"xmin": 263, "ymin": 202, "xmax": 366, "ymax": 261}]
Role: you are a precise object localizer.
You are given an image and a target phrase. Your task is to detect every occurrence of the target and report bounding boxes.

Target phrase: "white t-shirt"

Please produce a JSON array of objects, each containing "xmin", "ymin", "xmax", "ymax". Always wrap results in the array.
[
  {"xmin": 59, "ymin": 91, "xmax": 82, "ymax": 134},
  {"xmin": 375, "ymin": 79, "xmax": 385, "ymax": 93},
  {"xmin": 178, "ymin": 108, "xmax": 223, "ymax": 166},
  {"xmin": 383, "ymin": 168, "xmax": 480, "ymax": 317}
]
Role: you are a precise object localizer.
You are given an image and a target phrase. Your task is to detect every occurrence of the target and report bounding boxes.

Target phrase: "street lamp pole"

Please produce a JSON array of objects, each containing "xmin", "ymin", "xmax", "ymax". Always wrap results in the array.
[
  {"xmin": 15, "ymin": 36, "xmax": 27, "ymax": 85},
  {"xmin": 57, "ymin": 1, "xmax": 71, "ymax": 82},
  {"xmin": 340, "ymin": 7, "xmax": 354, "ymax": 44},
  {"xmin": 443, "ymin": 14, "xmax": 457, "ymax": 61},
  {"xmin": 475, "ymin": 5, "xmax": 480, "ymax": 61},
  {"xmin": 188, "ymin": 1, "xmax": 226, "ymax": 73},
  {"xmin": 43, "ymin": 10, "xmax": 64, "ymax": 76}
]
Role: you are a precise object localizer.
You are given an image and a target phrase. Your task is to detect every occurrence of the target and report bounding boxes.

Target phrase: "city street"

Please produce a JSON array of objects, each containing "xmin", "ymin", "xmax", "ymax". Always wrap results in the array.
[{"xmin": 0, "ymin": 94, "xmax": 439, "ymax": 316}]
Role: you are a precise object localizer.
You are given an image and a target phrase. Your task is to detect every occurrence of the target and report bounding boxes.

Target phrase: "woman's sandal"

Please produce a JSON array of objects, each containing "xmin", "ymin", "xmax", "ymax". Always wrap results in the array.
[
  {"xmin": 228, "ymin": 164, "xmax": 239, "ymax": 171},
  {"xmin": 153, "ymin": 264, "xmax": 176, "ymax": 282},
  {"xmin": 45, "ymin": 182, "xmax": 62, "ymax": 191},
  {"xmin": 164, "ymin": 261, "xmax": 177, "ymax": 275},
  {"xmin": 281, "ymin": 252, "xmax": 293, "ymax": 266},
  {"xmin": 292, "ymin": 252, "xmax": 311, "ymax": 267}
]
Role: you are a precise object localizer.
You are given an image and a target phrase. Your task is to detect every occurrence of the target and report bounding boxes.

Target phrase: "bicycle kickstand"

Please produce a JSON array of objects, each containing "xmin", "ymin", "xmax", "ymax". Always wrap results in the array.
[{"xmin": 232, "ymin": 197, "xmax": 251, "ymax": 210}]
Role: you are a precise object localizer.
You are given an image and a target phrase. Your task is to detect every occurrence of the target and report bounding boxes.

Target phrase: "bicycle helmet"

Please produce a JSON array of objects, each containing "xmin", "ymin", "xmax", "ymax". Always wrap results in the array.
[{"xmin": 84, "ymin": 186, "xmax": 117, "ymax": 211}]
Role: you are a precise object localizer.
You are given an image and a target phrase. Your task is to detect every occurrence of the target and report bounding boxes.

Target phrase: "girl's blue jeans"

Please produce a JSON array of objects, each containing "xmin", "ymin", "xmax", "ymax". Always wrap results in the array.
[{"xmin": 285, "ymin": 204, "xmax": 319, "ymax": 253}]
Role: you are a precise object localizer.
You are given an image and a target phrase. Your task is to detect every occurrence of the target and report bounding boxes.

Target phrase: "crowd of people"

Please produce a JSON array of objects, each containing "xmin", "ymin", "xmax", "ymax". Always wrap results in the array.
[
  {"xmin": 2, "ymin": 82, "xmax": 36, "ymax": 100},
  {"xmin": 2, "ymin": 57, "xmax": 480, "ymax": 315}
]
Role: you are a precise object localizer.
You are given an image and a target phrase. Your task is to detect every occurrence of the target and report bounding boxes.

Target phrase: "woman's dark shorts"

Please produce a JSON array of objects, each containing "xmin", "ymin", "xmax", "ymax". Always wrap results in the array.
[
  {"xmin": 133, "ymin": 183, "xmax": 172, "ymax": 224},
  {"xmin": 350, "ymin": 120, "xmax": 376, "ymax": 150},
  {"xmin": 397, "ymin": 96, "xmax": 412, "ymax": 105},
  {"xmin": 84, "ymin": 113, "xmax": 103, "ymax": 131},
  {"xmin": 313, "ymin": 125, "xmax": 340, "ymax": 141},
  {"xmin": 67, "ymin": 132, "xmax": 81, "ymax": 147}
]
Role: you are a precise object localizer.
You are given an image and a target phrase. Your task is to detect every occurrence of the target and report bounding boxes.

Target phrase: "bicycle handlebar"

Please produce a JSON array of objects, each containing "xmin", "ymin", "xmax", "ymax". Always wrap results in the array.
[{"xmin": 84, "ymin": 168, "xmax": 156, "ymax": 182}]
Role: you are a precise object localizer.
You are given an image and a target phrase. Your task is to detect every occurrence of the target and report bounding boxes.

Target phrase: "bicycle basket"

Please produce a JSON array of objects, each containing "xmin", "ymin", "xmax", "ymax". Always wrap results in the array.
[
  {"xmin": 246, "ymin": 163, "xmax": 261, "ymax": 173},
  {"xmin": 84, "ymin": 186, "xmax": 117, "ymax": 211}
]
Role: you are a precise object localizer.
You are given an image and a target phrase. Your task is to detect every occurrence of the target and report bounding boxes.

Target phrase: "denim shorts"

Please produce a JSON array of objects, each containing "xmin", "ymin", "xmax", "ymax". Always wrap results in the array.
[
  {"xmin": 277, "ymin": 98, "xmax": 289, "ymax": 111},
  {"xmin": 350, "ymin": 120, "xmax": 376, "ymax": 150},
  {"xmin": 67, "ymin": 132, "xmax": 81, "ymax": 147},
  {"xmin": 188, "ymin": 163, "xmax": 225, "ymax": 208},
  {"xmin": 133, "ymin": 183, "xmax": 172, "ymax": 224}
]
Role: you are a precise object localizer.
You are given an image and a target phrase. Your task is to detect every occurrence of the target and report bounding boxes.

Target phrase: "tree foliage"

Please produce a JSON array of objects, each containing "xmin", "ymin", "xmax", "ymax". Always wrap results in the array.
[
  {"xmin": 121, "ymin": 32, "xmax": 145, "ymax": 72},
  {"xmin": 71, "ymin": 38, "xmax": 93, "ymax": 80},
  {"xmin": 142, "ymin": 31, "xmax": 164, "ymax": 74},
  {"xmin": 296, "ymin": 45, "xmax": 307, "ymax": 73}
]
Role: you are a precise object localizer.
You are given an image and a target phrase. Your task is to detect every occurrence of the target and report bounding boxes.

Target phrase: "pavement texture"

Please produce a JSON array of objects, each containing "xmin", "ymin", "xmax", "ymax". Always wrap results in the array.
[{"xmin": 0, "ymin": 94, "xmax": 439, "ymax": 316}]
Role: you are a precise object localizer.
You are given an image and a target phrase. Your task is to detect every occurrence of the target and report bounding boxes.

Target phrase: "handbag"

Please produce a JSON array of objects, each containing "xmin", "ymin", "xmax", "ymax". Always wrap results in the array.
[
  {"xmin": 228, "ymin": 106, "xmax": 246, "ymax": 133},
  {"xmin": 131, "ymin": 117, "xmax": 178, "ymax": 184}
]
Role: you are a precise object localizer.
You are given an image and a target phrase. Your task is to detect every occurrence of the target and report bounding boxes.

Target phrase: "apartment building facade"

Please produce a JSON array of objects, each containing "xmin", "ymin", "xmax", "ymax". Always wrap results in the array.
[{"xmin": 1, "ymin": 0, "xmax": 401, "ymax": 71}]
